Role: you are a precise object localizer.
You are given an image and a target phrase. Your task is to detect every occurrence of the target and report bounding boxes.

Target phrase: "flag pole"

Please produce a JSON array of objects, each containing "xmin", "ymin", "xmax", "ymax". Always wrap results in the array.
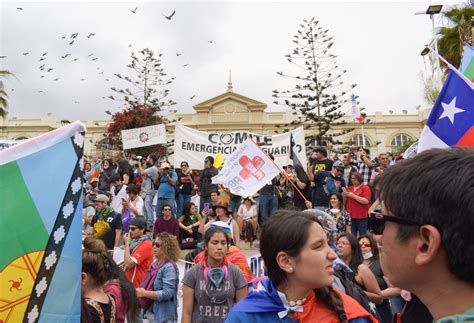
[
  {"xmin": 424, "ymin": 45, "xmax": 474, "ymax": 90},
  {"xmin": 247, "ymin": 136, "xmax": 309, "ymax": 203}
]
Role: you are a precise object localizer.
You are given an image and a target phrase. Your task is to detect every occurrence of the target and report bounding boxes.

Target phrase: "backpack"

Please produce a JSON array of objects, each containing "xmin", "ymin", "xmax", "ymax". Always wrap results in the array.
[
  {"xmin": 138, "ymin": 261, "xmax": 178, "ymax": 311},
  {"xmin": 333, "ymin": 267, "xmax": 381, "ymax": 321}
]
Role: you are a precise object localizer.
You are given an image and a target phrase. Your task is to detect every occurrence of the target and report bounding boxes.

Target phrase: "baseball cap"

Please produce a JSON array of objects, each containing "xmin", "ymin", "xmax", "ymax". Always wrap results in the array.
[
  {"xmin": 160, "ymin": 162, "xmax": 171, "ymax": 169},
  {"xmin": 94, "ymin": 194, "xmax": 109, "ymax": 203},
  {"xmin": 130, "ymin": 217, "xmax": 147, "ymax": 230},
  {"xmin": 333, "ymin": 160, "xmax": 344, "ymax": 169}
]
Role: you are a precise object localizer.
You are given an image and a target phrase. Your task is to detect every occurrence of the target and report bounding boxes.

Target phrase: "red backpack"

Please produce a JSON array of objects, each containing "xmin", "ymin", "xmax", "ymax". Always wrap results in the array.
[{"xmin": 138, "ymin": 261, "xmax": 178, "ymax": 310}]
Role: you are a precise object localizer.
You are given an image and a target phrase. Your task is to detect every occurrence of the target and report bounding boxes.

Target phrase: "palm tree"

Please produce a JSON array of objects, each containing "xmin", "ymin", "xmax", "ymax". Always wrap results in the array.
[
  {"xmin": 0, "ymin": 70, "xmax": 13, "ymax": 118},
  {"xmin": 437, "ymin": 6, "xmax": 474, "ymax": 69}
]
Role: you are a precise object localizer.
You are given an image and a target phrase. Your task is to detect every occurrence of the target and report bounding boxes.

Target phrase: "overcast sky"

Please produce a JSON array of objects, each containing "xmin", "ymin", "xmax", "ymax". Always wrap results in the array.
[{"xmin": 0, "ymin": 0, "xmax": 461, "ymax": 121}]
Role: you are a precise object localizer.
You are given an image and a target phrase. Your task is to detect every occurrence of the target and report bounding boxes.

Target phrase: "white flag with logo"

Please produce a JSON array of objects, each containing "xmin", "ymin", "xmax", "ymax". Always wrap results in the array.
[
  {"xmin": 121, "ymin": 124, "xmax": 167, "ymax": 150},
  {"xmin": 212, "ymin": 138, "xmax": 281, "ymax": 196}
]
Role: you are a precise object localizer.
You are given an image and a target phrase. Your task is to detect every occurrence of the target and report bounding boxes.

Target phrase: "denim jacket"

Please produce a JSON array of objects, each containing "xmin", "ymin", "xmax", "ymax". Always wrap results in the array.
[{"xmin": 151, "ymin": 262, "xmax": 179, "ymax": 322}]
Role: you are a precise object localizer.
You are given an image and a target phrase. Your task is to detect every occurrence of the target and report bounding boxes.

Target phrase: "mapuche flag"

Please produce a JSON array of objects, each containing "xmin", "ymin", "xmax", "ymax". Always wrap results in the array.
[
  {"xmin": 0, "ymin": 121, "xmax": 85, "ymax": 322},
  {"xmin": 460, "ymin": 44, "xmax": 474, "ymax": 83}
]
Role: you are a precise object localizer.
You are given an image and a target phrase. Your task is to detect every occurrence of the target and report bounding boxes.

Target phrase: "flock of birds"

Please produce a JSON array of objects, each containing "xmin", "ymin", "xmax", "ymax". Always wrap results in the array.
[{"xmin": 1, "ymin": 6, "xmax": 215, "ymax": 114}]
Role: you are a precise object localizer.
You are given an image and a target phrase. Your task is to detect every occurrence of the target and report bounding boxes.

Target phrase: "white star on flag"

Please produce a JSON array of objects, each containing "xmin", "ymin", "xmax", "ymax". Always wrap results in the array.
[{"xmin": 439, "ymin": 97, "xmax": 465, "ymax": 124}]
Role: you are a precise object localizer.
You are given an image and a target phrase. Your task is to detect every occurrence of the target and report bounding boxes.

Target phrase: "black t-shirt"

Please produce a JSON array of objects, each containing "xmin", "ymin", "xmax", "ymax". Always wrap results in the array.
[
  {"xmin": 177, "ymin": 172, "xmax": 193, "ymax": 195},
  {"xmin": 91, "ymin": 210, "xmax": 122, "ymax": 250},
  {"xmin": 312, "ymin": 171, "xmax": 346, "ymax": 208},
  {"xmin": 292, "ymin": 177, "xmax": 311, "ymax": 209},
  {"xmin": 311, "ymin": 158, "xmax": 334, "ymax": 174},
  {"xmin": 258, "ymin": 177, "xmax": 278, "ymax": 196},
  {"xmin": 88, "ymin": 301, "xmax": 113, "ymax": 323}
]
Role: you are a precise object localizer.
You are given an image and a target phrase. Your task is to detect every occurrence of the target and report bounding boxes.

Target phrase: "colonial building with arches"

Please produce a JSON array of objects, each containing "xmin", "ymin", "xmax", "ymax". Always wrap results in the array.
[{"xmin": 0, "ymin": 82, "xmax": 428, "ymax": 158}]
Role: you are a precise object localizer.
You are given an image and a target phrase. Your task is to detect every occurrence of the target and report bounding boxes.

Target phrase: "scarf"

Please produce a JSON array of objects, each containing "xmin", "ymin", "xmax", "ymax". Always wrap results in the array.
[
  {"xmin": 129, "ymin": 235, "xmax": 152, "ymax": 253},
  {"xmin": 230, "ymin": 278, "xmax": 305, "ymax": 319},
  {"xmin": 97, "ymin": 206, "xmax": 113, "ymax": 221}
]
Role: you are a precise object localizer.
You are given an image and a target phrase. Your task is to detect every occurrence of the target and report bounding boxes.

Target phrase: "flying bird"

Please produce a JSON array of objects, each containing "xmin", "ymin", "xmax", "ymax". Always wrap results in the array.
[
  {"xmin": 163, "ymin": 10, "xmax": 176, "ymax": 20},
  {"xmin": 208, "ymin": 40, "xmax": 213, "ymax": 44},
  {"xmin": 40, "ymin": 75, "xmax": 45, "ymax": 78},
  {"xmin": 105, "ymin": 79, "xmax": 110, "ymax": 82},
  {"xmin": 54, "ymin": 78, "xmax": 60, "ymax": 81},
  {"xmin": 39, "ymin": 57, "xmax": 45, "ymax": 61},
  {"xmin": 61, "ymin": 35, "xmax": 66, "ymax": 39},
  {"xmin": 0, "ymin": 56, "xmax": 6, "ymax": 59},
  {"xmin": 176, "ymin": 53, "xmax": 181, "ymax": 56},
  {"xmin": 70, "ymin": 33, "xmax": 78, "ymax": 39},
  {"xmin": 88, "ymin": 53, "xmax": 94, "ymax": 57},
  {"xmin": 86, "ymin": 33, "xmax": 96, "ymax": 38},
  {"xmin": 61, "ymin": 54, "xmax": 71, "ymax": 59},
  {"xmin": 189, "ymin": 95, "xmax": 195, "ymax": 99},
  {"xmin": 80, "ymin": 78, "xmax": 86, "ymax": 81},
  {"xmin": 47, "ymin": 68, "xmax": 53, "ymax": 72},
  {"xmin": 73, "ymin": 58, "xmax": 79, "ymax": 61},
  {"xmin": 42, "ymin": 52, "xmax": 48, "ymax": 56},
  {"xmin": 69, "ymin": 40, "xmax": 75, "ymax": 45},
  {"xmin": 38, "ymin": 90, "xmax": 45, "ymax": 94},
  {"xmin": 92, "ymin": 58, "xmax": 98, "ymax": 61},
  {"xmin": 129, "ymin": 6, "xmax": 138, "ymax": 13},
  {"xmin": 39, "ymin": 64, "xmax": 45, "ymax": 69},
  {"xmin": 128, "ymin": 44, "xmax": 132, "ymax": 48},
  {"xmin": 23, "ymin": 52, "xmax": 29, "ymax": 55},
  {"xmin": 74, "ymin": 101, "xmax": 80, "ymax": 104},
  {"xmin": 105, "ymin": 110, "xmax": 112, "ymax": 115},
  {"xmin": 17, "ymin": 7, "xmax": 23, "ymax": 10},
  {"xmin": 183, "ymin": 64, "xmax": 188, "ymax": 67}
]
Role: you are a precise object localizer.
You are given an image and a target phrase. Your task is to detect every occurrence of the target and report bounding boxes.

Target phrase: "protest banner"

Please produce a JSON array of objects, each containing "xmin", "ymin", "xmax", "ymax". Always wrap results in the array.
[
  {"xmin": 0, "ymin": 139, "xmax": 28, "ymax": 151},
  {"xmin": 121, "ymin": 124, "xmax": 167, "ymax": 150},
  {"xmin": 173, "ymin": 125, "xmax": 306, "ymax": 170},
  {"xmin": 0, "ymin": 121, "xmax": 84, "ymax": 322},
  {"xmin": 212, "ymin": 138, "xmax": 282, "ymax": 196}
]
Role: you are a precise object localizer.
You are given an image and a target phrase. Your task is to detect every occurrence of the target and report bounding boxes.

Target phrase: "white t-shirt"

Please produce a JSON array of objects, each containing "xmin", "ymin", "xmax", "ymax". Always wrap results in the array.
[{"xmin": 129, "ymin": 195, "xmax": 144, "ymax": 216}]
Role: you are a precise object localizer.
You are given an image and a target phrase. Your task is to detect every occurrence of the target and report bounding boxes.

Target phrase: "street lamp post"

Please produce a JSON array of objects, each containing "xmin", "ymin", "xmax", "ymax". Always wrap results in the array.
[{"xmin": 416, "ymin": 5, "xmax": 443, "ymax": 87}]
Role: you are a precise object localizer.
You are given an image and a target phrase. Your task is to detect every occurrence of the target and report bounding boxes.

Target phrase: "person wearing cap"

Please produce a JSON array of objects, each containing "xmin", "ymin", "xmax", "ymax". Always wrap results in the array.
[
  {"xmin": 198, "ymin": 156, "xmax": 219, "ymax": 212},
  {"xmin": 154, "ymin": 161, "xmax": 178, "ymax": 219},
  {"xmin": 84, "ymin": 194, "xmax": 122, "ymax": 251},
  {"xmin": 204, "ymin": 199, "xmax": 240, "ymax": 247},
  {"xmin": 343, "ymin": 172, "xmax": 371, "ymax": 237},
  {"xmin": 237, "ymin": 197, "xmax": 258, "ymax": 242},
  {"xmin": 312, "ymin": 160, "xmax": 346, "ymax": 210},
  {"xmin": 124, "ymin": 217, "xmax": 153, "ymax": 287}
]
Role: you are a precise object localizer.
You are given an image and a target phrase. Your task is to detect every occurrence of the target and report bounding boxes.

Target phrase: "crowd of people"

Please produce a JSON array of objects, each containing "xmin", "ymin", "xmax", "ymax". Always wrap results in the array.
[{"xmin": 80, "ymin": 146, "xmax": 474, "ymax": 322}]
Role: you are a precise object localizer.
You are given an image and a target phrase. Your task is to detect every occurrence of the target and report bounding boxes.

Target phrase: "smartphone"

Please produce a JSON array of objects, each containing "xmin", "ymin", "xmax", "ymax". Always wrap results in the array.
[{"xmin": 204, "ymin": 202, "xmax": 210, "ymax": 211}]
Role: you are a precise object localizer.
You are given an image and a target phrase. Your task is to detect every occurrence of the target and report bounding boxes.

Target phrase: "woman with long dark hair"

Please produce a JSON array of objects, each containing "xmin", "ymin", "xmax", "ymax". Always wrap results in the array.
[
  {"xmin": 103, "ymin": 254, "xmax": 139, "ymax": 322},
  {"xmin": 226, "ymin": 211, "xmax": 377, "ymax": 322},
  {"xmin": 178, "ymin": 202, "xmax": 201, "ymax": 248},
  {"xmin": 327, "ymin": 192, "xmax": 352, "ymax": 235},
  {"xmin": 82, "ymin": 237, "xmax": 117, "ymax": 322},
  {"xmin": 117, "ymin": 158, "xmax": 134, "ymax": 185},
  {"xmin": 182, "ymin": 226, "xmax": 247, "ymax": 323},
  {"xmin": 337, "ymin": 233, "xmax": 382, "ymax": 305}
]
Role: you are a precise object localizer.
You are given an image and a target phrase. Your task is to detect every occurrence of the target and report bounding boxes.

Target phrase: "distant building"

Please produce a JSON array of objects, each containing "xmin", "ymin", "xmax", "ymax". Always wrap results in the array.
[{"xmin": 0, "ymin": 81, "xmax": 429, "ymax": 158}]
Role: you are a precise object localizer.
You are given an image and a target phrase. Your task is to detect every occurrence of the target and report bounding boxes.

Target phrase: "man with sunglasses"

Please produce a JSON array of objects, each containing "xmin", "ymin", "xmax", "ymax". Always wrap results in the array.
[
  {"xmin": 371, "ymin": 148, "xmax": 474, "ymax": 322},
  {"xmin": 124, "ymin": 217, "xmax": 153, "ymax": 287},
  {"xmin": 312, "ymin": 160, "xmax": 346, "ymax": 209}
]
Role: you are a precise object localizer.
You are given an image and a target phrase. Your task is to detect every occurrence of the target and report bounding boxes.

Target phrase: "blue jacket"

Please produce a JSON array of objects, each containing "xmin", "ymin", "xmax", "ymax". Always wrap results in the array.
[{"xmin": 150, "ymin": 262, "xmax": 179, "ymax": 322}]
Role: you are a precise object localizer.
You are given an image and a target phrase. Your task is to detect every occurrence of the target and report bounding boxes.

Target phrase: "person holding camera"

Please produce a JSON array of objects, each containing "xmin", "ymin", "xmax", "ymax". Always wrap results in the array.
[
  {"xmin": 154, "ymin": 162, "xmax": 178, "ymax": 219},
  {"xmin": 139, "ymin": 154, "xmax": 159, "ymax": 228}
]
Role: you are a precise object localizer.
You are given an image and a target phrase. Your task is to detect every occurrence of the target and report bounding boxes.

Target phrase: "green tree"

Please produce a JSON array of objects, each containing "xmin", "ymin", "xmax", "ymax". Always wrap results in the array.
[
  {"xmin": 106, "ymin": 48, "xmax": 177, "ymax": 156},
  {"xmin": 0, "ymin": 70, "xmax": 13, "ymax": 118},
  {"xmin": 272, "ymin": 18, "xmax": 356, "ymax": 149},
  {"xmin": 437, "ymin": 6, "xmax": 474, "ymax": 69}
]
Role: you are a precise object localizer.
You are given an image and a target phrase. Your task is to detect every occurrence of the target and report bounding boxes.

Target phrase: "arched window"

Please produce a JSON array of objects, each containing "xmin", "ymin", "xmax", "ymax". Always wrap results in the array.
[
  {"xmin": 348, "ymin": 134, "xmax": 371, "ymax": 147},
  {"xmin": 390, "ymin": 134, "xmax": 413, "ymax": 147},
  {"xmin": 15, "ymin": 136, "xmax": 29, "ymax": 140}
]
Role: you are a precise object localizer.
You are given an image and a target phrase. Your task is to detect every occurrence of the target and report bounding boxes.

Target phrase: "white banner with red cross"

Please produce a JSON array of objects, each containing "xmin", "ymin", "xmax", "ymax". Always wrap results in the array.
[
  {"xmin": 211, "ymin": 138, "xmax": 281, "ymax": 196},
  {"xmin": 121, "ymin": 124, "xmax": 167, "ymax": 150}
]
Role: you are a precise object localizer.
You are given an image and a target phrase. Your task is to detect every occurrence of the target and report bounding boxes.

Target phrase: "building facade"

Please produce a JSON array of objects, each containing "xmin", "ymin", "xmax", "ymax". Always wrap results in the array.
[{"xmin": 0, "ymin": 83, "xmax": 428, "ymax": 158}]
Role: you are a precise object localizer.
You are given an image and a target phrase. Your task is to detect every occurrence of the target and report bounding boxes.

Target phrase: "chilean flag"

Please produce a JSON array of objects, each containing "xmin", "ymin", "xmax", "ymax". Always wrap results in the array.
[{"xmin": 418, "ymin": 71, "xmax": 474, "ymax": 153}]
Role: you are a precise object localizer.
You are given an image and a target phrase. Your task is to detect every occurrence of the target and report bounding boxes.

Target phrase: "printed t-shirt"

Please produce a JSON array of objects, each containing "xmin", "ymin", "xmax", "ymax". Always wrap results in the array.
[
  {"xmin": 182, "ymin": 262, "xmax": 247, "ymax": 323},
  {"xmin": 91, "ymin": 210, "xmax": 122, "ymax": 250},
  {"xmin": 124, "ymin": 239, "xmax": 153, "ymax": 287},
  {"xmin": 312, "ymin": 159, "xmax": 334, "ymax": 174},
  {"xmin": 345, "ymin": 185, "xmax": 371, "ymax": 219}
]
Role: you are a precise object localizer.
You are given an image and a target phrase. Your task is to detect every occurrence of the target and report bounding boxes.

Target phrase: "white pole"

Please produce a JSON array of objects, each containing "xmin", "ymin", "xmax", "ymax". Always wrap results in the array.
[
  {"xmin": 430, "ymin": 14, "xmax": 443, "ymax": 88},
  {"xmin": 361, "ymin": 121, "xmax": 366, "ymax": 148}
]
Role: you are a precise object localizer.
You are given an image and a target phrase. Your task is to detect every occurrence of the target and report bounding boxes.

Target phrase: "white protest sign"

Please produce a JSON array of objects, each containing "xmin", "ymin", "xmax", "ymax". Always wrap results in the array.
[
  {"xmin": 121, "ymin": 124, "xmax": 167, "ymax": 150},
  {"xmin": 173, "ymin": 125, "xmax": 306, "ymax": 170},
  {"xmin": 211, "ymin": 138, "xmax": 281, "ymax": 196}
]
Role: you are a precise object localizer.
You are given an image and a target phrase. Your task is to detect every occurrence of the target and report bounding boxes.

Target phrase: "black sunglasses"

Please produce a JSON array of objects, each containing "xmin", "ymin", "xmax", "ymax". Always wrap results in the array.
[
  {"xmin": 129, "ymin": 226, "xmax": 139, "ymax": 231},
  {"xmin": 181, "ymin": 164, "xmax": 188, "ymax": 167},
  {"xmin": 163, "ymin": 208, "xmax": 171, "ymax": 211},
  {"xmin": 369, "ymin": 212, "xmax": 422, "ymax": 234}
]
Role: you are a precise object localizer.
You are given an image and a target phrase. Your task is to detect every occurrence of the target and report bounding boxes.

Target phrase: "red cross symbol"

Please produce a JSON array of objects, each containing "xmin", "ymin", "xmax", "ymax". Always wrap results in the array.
[{"xmin": 239, "ymin": 155, "xmax": 266, "ymax": 180}]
